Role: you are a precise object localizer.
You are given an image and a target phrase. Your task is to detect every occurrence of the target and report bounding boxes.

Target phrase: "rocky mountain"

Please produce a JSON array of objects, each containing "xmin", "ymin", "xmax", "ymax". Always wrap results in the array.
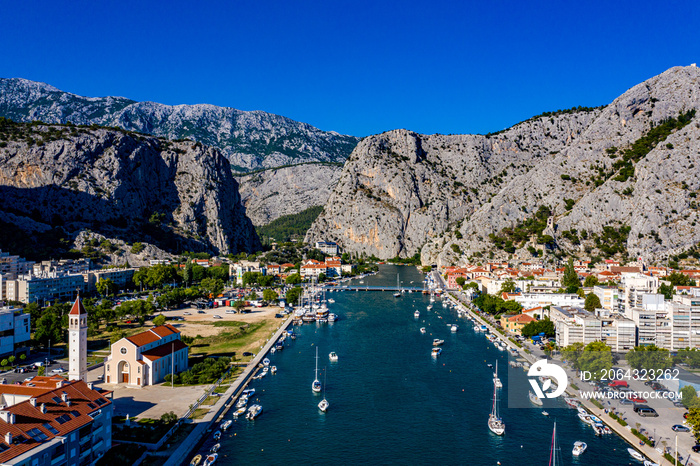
[
  {"xmin": 307, "ymin": 65, "xmax": 700, "ymax": 265},
  {"xmin": 0, "ymin": 78, "xmax": 360, "ymax": 171},
  {"xmin": 0, "ymin": 120, "xmax": 260, "ymax": 261},
  {"xmin": 236, "ymin": 163, "xmax": 342, "ymax": 226}
]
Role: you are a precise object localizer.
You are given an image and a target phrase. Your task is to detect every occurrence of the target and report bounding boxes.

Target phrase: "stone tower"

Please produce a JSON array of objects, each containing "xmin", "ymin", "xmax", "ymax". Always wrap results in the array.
[{"xmin": 68, "ymin": 294, "xmax": 87, "ymax": 382}]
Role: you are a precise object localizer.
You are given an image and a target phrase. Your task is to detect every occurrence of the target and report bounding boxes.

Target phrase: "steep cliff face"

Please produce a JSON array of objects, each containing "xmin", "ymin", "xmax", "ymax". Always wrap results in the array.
[
  {"xmin": 236, "ymin": 163, "xmax": 342, "ymax": 226},
  {"xmin": 308, "ymin": 65, "xmax": 700, "ymax": 264},
  {"xmin": 0, "ymin": 78, "xmax": 360, "ymax": 171},
  {"xmin": 0, "ymin": 121, "xmax": 260, "ymax": 256}
]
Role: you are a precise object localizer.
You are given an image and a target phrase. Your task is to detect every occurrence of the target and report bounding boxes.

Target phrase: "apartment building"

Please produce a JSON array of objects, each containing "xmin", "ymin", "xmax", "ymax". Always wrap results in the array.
[
  {"xmin": 596, "ymin": 309, "xmax": 636, "ymax": 352},
  {"xmin": 314, "ymin": 241, "xmax": 339, "ymax": 256},
  {"xmin": 5, "ymin": 272, "xmax": 84, "ymax": 305},
  {"xmin": 552, "ymin": 307, "xmax": 603, "ymax": 347},
  {"xmin": 82, "ymin": 268, "xmax": 135, "ymax": 293},
  {"xmin": 621, "ymin": 272, "xmax": 659, "ymax": 317},
  {"xmin": 0, "ymin": 250, "xmax": 34, "ymax": 302},
  {"xmin": 514, "ymin": 293, "xmax": 584, "ymax": 310},
  {"xmin": 593, "ymin": 286, "xmax": 620, "ymax": 312},
  {"xmin": 0, "ymin": 307, "xmax": 30, "ymax": 357}
]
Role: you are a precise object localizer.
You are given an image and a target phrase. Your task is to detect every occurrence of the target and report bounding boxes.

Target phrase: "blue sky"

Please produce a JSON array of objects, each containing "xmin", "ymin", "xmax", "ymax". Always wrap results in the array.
[{"xmin": 1, "ymin": 1, "xmax": 698, "ymax": 137}]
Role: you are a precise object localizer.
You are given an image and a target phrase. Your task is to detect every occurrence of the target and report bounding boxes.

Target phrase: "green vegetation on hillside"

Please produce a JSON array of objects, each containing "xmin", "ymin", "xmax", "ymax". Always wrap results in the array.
[
  {"xmin": 611, "ymin": 109, "xmax": 695, "ymax": 182},
  {"xmin": 489, "ymin": 205, "xmax": 552, "ymax": 252},
  {"xmin": 255, "ymin": 205, "xmax": 324, "ymax": 242}
]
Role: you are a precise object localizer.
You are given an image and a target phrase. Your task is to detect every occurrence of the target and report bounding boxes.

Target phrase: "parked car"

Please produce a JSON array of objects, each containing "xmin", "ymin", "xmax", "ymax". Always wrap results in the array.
[
  {"xmin": 50, "ymin": 368, "xmax": 65, "ymax": 374},
  {"xmin": 619, "ymin": 399, "xmax": 634, "ymax": 405},
  {"xmin": 197, "ymin": 310, "xmax": 206, "ymax": 314},
  {"xmin": 630, "ymin": 396, "xmax": 647, "ymax": 403},
  {"xmin": 692, "ymin": 444, "xmax": 700, "ymax": 453},
  {"xmin": 183, "ymin": 312, "xmax": 191, "ymax": 316},
  {"xmin": 212, "ymin": 315, "xmax": 222, "ymax": 319},
  {"xmin": 674, "ymin": 401, "xmax": 686, "ymax": 408},
  {"xmin": 242, "ymin": 352, "xmax": 254, "ymax": 357},
  {"xmin": 672, "ymin": 425, "xmax": 690, "ymax": 432}
]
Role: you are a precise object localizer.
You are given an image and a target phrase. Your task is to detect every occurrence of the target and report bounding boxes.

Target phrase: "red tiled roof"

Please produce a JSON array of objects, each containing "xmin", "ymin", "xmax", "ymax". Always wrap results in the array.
[
  {"xmin": 506, "ymin": 314, "xmax": 536, "ymax": 323},
  {"xmin": 141, "ymin": 340, "xmax": 188, "ymax": 361},
  {"xmin": 0, "ymin": 380, "xmax": 111, "ymax": 464},
  {"xmin": 69, "ymin": 296, "xmax": 86, "ymax": 316},
  {"xmin": 126, "ymin": 325, "xmax": 180, "ymax": 348}
]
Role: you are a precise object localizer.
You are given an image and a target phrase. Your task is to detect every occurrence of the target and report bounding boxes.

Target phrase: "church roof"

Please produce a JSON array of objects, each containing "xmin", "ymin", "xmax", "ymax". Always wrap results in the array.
[{"xmin": 68, "ymin": 295, "xmax": 86, "ymax": 316}]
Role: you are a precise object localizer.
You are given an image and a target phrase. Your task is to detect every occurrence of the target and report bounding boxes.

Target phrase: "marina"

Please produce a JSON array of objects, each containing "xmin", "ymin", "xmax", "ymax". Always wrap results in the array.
[{"xmin": 200, "ymin": 265, "xmax": 634, "ymax": 465}]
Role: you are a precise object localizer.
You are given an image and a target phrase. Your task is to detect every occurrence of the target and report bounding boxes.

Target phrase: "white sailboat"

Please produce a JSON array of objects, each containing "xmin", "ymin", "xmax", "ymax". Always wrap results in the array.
[
  {"xmin": 488, "ymin": 379, "xmax": 505, "ymax": 435},
  {"xmin": 549, "ymin": 422, "xmax": 561, "ymax": 466},
  {"xmin": 312, "ymin": 347, "xmax": 322, "ymax": 393},
  {"xmin": 318, "ymin": 369, "xmax": 329, "ymax": 412},
  {"xmin": 394, "ymin": 274, "xmax": 401, "ymax": 297},
  {"xmin": 493, "ymin": 360, "xmax": 502, "ymax": 389}
]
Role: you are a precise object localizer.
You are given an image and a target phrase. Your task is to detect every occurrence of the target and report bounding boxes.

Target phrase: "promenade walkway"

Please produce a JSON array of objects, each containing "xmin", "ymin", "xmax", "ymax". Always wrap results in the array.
[{"xmin": 164, "ymin": 315, "xmax": 294, "ymax": 466}]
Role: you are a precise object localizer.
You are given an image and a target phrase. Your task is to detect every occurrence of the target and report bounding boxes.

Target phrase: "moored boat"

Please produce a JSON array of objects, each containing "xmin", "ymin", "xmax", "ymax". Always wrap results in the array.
[
  {"xmin": 628, "ymin": 448, "xmax": 644, "ymax": 462},
  {"xmin": 212, "ymin": 430, "xmax": 221, "ymax": 441},
  {"xmin": 246, "ymin": 404, "xmax": 263, "ymax": 420},
  {"xmin": 203, "ymin": 453, "xmax": 218, "ymax": 466},
  {"xmin": 263, "ymin": 358, "xmax": 270, "ymax": 366},
  {"xmin": 487, "ymin": 378, "xmax": 505, "ymax": 435},
  {"xmin": 414, "ymin": 310, "xmax": 420, "ymax": 318},
  {"xmin": 190, "ymin": 454, "xmax": 202, "ymax": 466},
  {"xmin": 271, "ymin": 365, "xmax": 277, "ymax": 374},
  {"xmin": 432, "ymin": 339, "xmax": 444, "ymax": 346},
  {"xmin": 220, "ymin": 420, "xmax": 232, "ymax": 431},
  {"xmin": 210, "ymin": 443, "xmax": 220, "ymax": 453},
  {"xmin": 529, "ymin": 391, "xmax": 543, "ymax": 406},
  {"xmin": 233, "ymin": 407, "xmax": 246, "ymax": 417},
  {"xmin": 420, "ymin": 327, "xmax": 426, "ymax": 334},
  {"xmin": 450, "ymin": 324, "xmax": 458, "ymax": 332},
  {"xmin": 572, "ymin": 441, "xmax": 587, "ymax": 456},
  {"xmin": 431, "ymin": 347, "xmax": 442, "ymax": 357},
  {"xmin": 312, "ymin": 348, "xmax": 322, "ymax": 393},
  {"xmin": 329, "ymin": 351, "xmax": 338, "ymax": 362}
]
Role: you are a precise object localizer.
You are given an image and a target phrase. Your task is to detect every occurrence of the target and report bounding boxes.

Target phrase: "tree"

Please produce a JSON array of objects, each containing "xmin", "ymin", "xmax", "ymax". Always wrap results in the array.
[
  {"xmin": 521, "ymin": 318, "xmax": 555, "ymax": 338},
  {"xmin": 658, "ymin": 283, "xmax": 674, "ymax": 300},
  {"xmin": 286, "ymin": 287, "xmax": 303, "ymax": 306},
  {"xmin": 577, "ymin": 341, "xmax": 613, "ymax": 379},
  {"xmin": 262, "ymin": 289, "xmax": 278, "ymax": 302},
  {"xmin": 37, "ymin": 366, "xmax": 45, "ymax": 376},
  {"xmin": 34, "ymin": 311, "xmax": 63, "ymax": 346},
  {"xmin": 183, "ymin": 260, "xmax": 193, "ymax": 286},
  {"xmin": 674, "ymin": 348, "xmax": 700, "ymax": 368},
  {"xmin": 500, "ymin": 279, "xmax": 516, "ymax": 293},
  {"xmin": 583, "ymin": 275, "xmax": 599, "ymax": 287},
  {"xmin": 200, "ymin": 278, "xmax": 224, "ymax": 298},
  {"xmin": 95, "ymin": 278, "xmax": 116, "ymax": 297},
  {"xmin": 286, "ymin": 274, "xmax": 302, "ymax": 285},
  {"xmin": 8, "ymin": 356, "xmax": 15, "ymax": 366},
  {"xmin": 455, "ymin": 277, "xmax": 466, "ymax": 287},
  {"xmin": 233, "ymin": 300, "xmax": 246, "ymax": 311},
  {"xmin": 562, "ymin": 342, "xmax": 585, "ymax": 369},
  {"xmin": 153, "ymin": 314, "xmax": 166, "ymax": 326},
  {"xmin": 0, "ymin": 359, "xmax": 7, "ymax": 369},
  {"xmin": 560, "ymin": 258, "xmax": 580, "ymax": 292},
  {"xmin": 131, "ymin": 242, "xmax": 145, "ymax": 254},
  {"xmin": 680, "ymin": 385, "xmax": 699, "ymax": 409},
  {"xmin": 318, "ymin": 273, "xmax": 327, "ymax": 282},
  {"xmin": 584, "ymin": 293, "xmax": 602, "ymax": 312},
  {"xmin": 668, "ymin": 272, "xmax": 692, "ymax": 287},
  {"xmin": 19, "ymin": 354, "xmax": 26, "ymax": 362},
  {"xmin": 626, "ymin": 345, "xmax": 672, "ymax": 371}
]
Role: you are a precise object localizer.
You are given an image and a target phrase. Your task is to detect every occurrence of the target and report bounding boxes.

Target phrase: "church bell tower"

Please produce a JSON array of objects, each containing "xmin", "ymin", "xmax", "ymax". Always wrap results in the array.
[{"xmin": 68, "ymin": 294, "xmax": 87, "ymax": 382}]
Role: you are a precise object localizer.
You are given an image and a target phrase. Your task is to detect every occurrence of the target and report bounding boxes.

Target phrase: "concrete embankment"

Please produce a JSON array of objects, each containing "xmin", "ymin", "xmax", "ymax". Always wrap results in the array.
[{"xmin": 165, "ymin": 315, "xmax": 294, "ymax": 466}]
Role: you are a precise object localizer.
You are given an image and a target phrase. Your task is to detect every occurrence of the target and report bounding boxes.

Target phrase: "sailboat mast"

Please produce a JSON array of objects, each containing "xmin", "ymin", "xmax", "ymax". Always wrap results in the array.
[{"xmin": 549, "ymin": 422, "xmax": 557, "ymax": 466}]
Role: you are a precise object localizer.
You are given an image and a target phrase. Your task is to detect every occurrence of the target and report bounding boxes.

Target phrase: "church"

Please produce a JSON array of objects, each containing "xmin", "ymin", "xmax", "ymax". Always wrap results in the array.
[{"xmin": 104, "ymin": 323, "xmax": 189, "ymax": 387}]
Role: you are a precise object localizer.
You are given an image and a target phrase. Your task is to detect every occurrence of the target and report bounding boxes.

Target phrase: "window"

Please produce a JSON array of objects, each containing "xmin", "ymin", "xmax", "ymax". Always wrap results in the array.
[
  {"xmin": 120, "ymin": 348, "xmax": 127, "ymax": 355},
  {"xmin": 27, "ymin": 428, "xmax": 48, "ymax": 442},
  {"xmin": 70, "ymin": 410, "xmax": 80, "ymax": 418},
  {"xmin": 43, "ymin": 423, "xmax": 58, "ymax": 435},
  {"xmin": 56, "ymin": 414, "xmax": 71, "ymax": 424}
]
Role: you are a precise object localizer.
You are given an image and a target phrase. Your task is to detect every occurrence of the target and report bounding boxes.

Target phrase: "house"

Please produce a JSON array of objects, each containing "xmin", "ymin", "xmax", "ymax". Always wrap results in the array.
[
  {"xmin": 315, "ymin": 241, "xmax": 339, "ymax": 255},
  {"xmin": 0, "ymin": 378, "xmax": 112, "ymax": 465},
  {"xmin": 104, "ymin": 324, "xmax": 188, "ymax": 387},
  {"xmin": 500, "ymin": 313, "xmax": 536, "ymax": 335}
]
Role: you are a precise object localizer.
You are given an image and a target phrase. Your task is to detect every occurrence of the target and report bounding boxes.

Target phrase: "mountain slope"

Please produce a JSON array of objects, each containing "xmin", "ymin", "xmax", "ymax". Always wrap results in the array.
[
  {"xmin": 0, "ymin": 119, "xmax": 260, "ymax": 259},
  {"xmin": 0, "ymin": 78, "xmax": 360, "ymax": 171},
  {"xmin": 307, "ymin": 65, "xmax": 700, "ymax": 264}
]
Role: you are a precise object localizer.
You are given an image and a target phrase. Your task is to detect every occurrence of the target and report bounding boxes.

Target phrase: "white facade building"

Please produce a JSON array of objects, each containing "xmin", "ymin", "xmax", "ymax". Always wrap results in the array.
[{"xmin": 514, "ymin": 293, "xmax": 584, "ymax": 310}]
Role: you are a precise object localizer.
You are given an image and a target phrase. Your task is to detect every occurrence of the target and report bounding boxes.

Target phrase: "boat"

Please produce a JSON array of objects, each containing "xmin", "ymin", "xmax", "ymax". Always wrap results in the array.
[
  {"xmin": 242, "ymin": 388, "xmax": 255, "ymax": 397},
  {"xmin": 577, "ymin": 413, "xmax": 592, "ymax": 424},
  {"xmin": 220, "ymin": 420, "xmax": 232, "ymax": 431},
  {"xmin": 236, "ymin": 396, "xmax": 248, "ymax": 409},
  {"xmin": 431, "ymin": 347, "xmax": 442, "ymax": 357},
  {"xmin": 432, "ymin": 339, "xmax": 444, "ymax": 346},
  {"xmin": 572, "ymin": 441, "xmax": 587, "ymax": 456},
  {"xmin": 414, "ymin": 310, "xmax": 420, "ymax": 318},
  {"xmin": 564, "ymin": 397, "xmax": 579, "ymax": 408},
  {"xmin": 394, "ymin": 274, "xmax": 402, "ymax": 297},
  {"xmin": 210, "ymin": 443, "xmax": 220, "ymax": 453},
  {"xmin": 246, "ymin": 404, "xmax": 263, "ymax": 420},
  {"xmin": 549, "ymin": 422, "xmax": 561, "ymax": 466},
  {"xmin": 420, "ymin": 327, "xmax": 426, "ymax": 334},
  {"xmin": 271, "ymin": 365, "xmax": 277, "ymax": 374},
  {"xmin": 203, "ymin": 453, "xmax": 218, "ymax": 466},
  {"xmin": 493, "ymin": 361, "xmax": 502, "ymax": 389},
  {"xmin": 328, "ymin": 313, "xmax": 337, "ymax": 322},
  {"xmin": 212, "ymin": 430, "xmax": 221, "ymax": 441},
  {"xmin": 312, "ymin": 347, "xmax": 322, "ymax": 393},
  {"xmin": 262, "ymin": 366, "xmax": 269, "ymax": 374},
  {"xmin": 318, "ymin": 370, "xmax": 329, "ymax": 412},
  {"xmin": 487, "ymin": 378, "xmax": 505, "ymax": 435},
  {"xmin": 628, "ymin": 448, "xmax": 644, "ymax": 462},
  {"xmin": 262, "ymin": 358, "xmax": 270, "ymax": 366},
  {"xmin": 329, "ymin": 351, "xmax": 338, "ymax": 362},
  {"xmin": 190, "ymin": 454, "xmax": 202, "ymax": 466},
  {"xmin": 233, "ymin": 407, "xmax": 246, "ymax": 417},
  {"xmin": 529, "ymin": 391, "xmax": 543, "ymax": 406},
  {"xmin": 542, "ymin": 411, "xmax": 549, "ymax": 416},
  {"xmin": 451, "ymin": 324, "xmax": 458, "ymax": 332},
  {"xmin": 644, "ymin": 461, "xmax": 660, "ymax": 466},
  {"xmin": 269, "ymin": 347, "xmax": 276, "ymax": 354}
]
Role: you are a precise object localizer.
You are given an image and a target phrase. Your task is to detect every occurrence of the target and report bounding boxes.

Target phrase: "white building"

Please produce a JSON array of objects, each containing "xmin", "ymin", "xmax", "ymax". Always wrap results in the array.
[
  {"xmin": 596, "ymin": 309, "xmax": 636, "ymax": 352},
  {"xmin": 315, "ymin": 241, "xmax": 339, "ymax": 256},
  {"xmin": 5, "ymin": 271, "xmax": 85, "ymax": 304},
  {"xmin": 68, "ymin": 296, "xmax": 88, "ymax": 383},
  {"xmin": 514, "ymin": 293, "xmax": 584, "ymax": 310},
  {"xmin": 593, "ymin": 286, "xmax": 620, "ymax": 312},
  {"xmin": 552, "ymin": 307, "xmax": 602, "ymax": 348},
  {"xmin": 0, "ymin": 307, "xmax": 30, "ymax": 357},
  {"xmin": 621, "ymin": 273, "xmax": 659, "ymax": 317}
]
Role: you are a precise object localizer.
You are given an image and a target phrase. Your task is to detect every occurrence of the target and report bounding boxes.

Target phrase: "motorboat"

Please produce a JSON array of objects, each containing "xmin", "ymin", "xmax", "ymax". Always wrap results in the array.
[
  {"xmin": 644, "ymin": 461, "xmax": 660, "ymax": 466},
  {"xmin": 328, "ymin": 313, "xmax": 337, "ymax": 322},
  {"xmin": 427, "ymin": 304, "xmax": 433, "ymax": 310},
  {"xmin": 414, "ymin": 310, "xmax": 420, "ymax": 318},
  {"xmin": 564, "ymin": 397, "xmax": 579, "ymax": 408},
  {"xmin": 236, "ymin": 396, "xmax": 248, "ymax": 409},
  {"xmin": 493, "ymin": 361, "xmax": 502, "ymax": 389},
  {"xmin": 242, "ymin": 388, "xmax": 255, "ymax": 397},
  {"xmin": 190, "ymin": 454, "xmax": 202, "ymax": 466},
  {"xmin": 233, "ymin": 407, "xmax": 246, "ymax": 417},
  {"xmin": 269, "ymin": 347, "xmax": 276, "ymax": 354},
  {"xmin": 628, "ymin": 448, "xmax": 644, "ymax": 462},
  {"xmin": 220, "ymin": 420, "xmax": 232, "ymax": 431},
  {"xmin": 572, "ymin": 441, "xmax": 587, "ymax": 456},
  {"xmin": 528, "ymin": 391, "xmax": 543, "ymax": 406},
  {"xmin": 542, "ymin": 411, "xmax": 549, "ymax": 416},
  {"xmin": 271, "ymin": 365, "xmax": 277, "ymax": 374},
  {"xmin": 212, "ymin": 430, "xmax": 221, "ymax": 441},
  {"xmin": 577, "ymin": 413, "xmax": 592, "ymax": 424},
  {"xmin": 420, "ymin": 327, "xmax": 426, "ymax": 334},
  {"xmin": 432, "ymin": 339, "xmax": 445, "ymax": 346},
  {"xmin": 451, "ymin": 324, "xmax": 458, "ymax": 332},
  {"xmin": 312, "ymin": 348, "xmax": 322, "ymax": 393},
  {"xmin": 329, "ymin": 352, "xmax": 338, "ymax": 362},
  {"xmin": 210, "ymin": 443, "xmax": 220, "ymax": 453},
  {"xmin": 246, "ymin": 404, "xmax": 263, "ymax": 420},
  {"xmin": 262, "ymin": 366, "xmax": 269, "ymax": 374},
  {"xmin": 431, "ymin": 347, "xmax": 442, "ymax": 357},
  {"xmin": 262, "ymin": 358, "xmax": 270, "ymax": 366},
  {"xmin": 203, "ymin": 453, "xmax": 218, "ymax": 466},
  {"xmin": 488, "ymin": 380, "xmax": 505, "ymax": 435}
]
